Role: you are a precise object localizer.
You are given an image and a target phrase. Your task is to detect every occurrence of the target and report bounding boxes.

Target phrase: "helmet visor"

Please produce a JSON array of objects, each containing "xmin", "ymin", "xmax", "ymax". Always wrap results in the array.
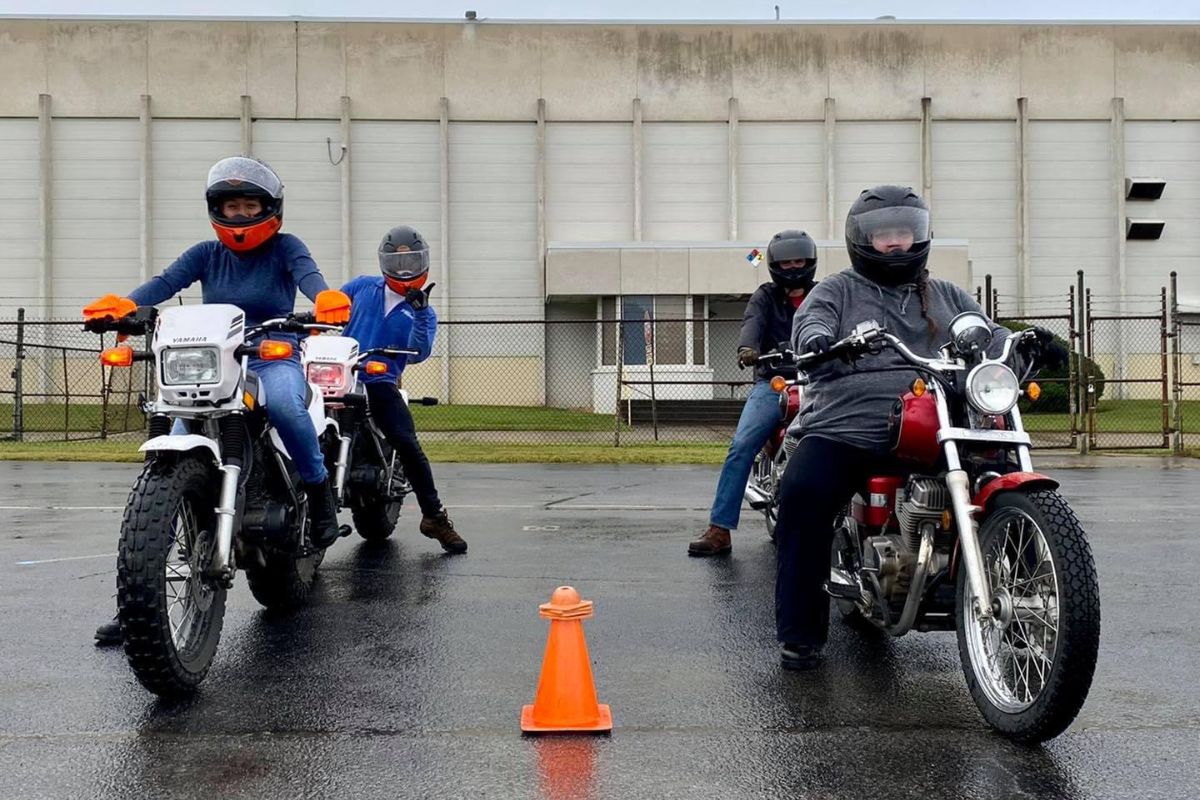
[
  {"xmin": 848, "ymin": 206, "xmax": 930, "ymax": 252},
  {"xmin": 379, "ymin": 249, "xmax": 430, "ymax": 281},
  {"xmin": 206, "ymin": 157, "xmax": 283, "ymax": 199},
  {"xmin": 767, "ymin": 236, "xmax": 817, "ymax": 266}
]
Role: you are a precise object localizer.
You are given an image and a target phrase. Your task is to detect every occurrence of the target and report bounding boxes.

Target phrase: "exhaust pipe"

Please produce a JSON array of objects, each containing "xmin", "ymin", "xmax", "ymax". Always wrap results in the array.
[{"xmin": 744, "ymin": 483, "xmax": 772, "ymax": 510}]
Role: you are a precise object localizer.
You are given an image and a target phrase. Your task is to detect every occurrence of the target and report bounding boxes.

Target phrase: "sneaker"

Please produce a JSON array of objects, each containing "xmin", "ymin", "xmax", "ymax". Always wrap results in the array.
[
  {"xmin": 780, "ymin": 642, "xmax": 821, "ymax": 671},
  {"xmin": 94, "ymin": 615, "xmax": 122, "ymax": 647},
  {"xmin": 420, "ymin": 509, "xmax": 468, "ymax": 554},
  {"xmin": 687, "ymin": 525, "xmax": 731, "ymax": 557}
]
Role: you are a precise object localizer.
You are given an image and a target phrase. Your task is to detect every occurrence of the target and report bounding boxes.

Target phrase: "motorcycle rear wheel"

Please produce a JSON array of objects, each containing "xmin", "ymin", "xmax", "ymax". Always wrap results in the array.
[
  {"xmin": 117, "ymin": 456, "xmax": 226, "ymax": 697},
  {"xmin": 955, "ymin": 489, "xmax": 1100, "ymax": 742}
]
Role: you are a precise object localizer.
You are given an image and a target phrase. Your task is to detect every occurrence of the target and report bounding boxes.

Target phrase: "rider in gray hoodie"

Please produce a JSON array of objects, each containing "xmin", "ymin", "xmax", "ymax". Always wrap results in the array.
[{"xmin": 774, "ymin": 185, "xmax": 1066, "ymax": 671}]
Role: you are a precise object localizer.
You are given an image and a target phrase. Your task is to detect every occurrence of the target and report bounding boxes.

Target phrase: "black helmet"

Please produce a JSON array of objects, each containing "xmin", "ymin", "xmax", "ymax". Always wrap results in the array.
[
  {"xmin": 845, "ymin": 185, "xmax": 931, "ymax": 286},
  {"xmin": 378, "ymin": 225, "xmax": 431, "ymax": 293},
  {"xmin": 766, "ymin": 229, "xmax": 817, "ymax": 290}
]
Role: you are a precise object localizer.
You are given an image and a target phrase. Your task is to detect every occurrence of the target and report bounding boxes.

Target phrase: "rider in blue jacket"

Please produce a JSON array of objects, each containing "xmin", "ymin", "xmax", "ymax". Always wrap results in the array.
[
  {"xmin": 341, "ymin": 225, "xmax": 467, "ymax": 554},
  {"xmin": 91, "ymin": 156, "xmax": 351, "ymax": 644}
]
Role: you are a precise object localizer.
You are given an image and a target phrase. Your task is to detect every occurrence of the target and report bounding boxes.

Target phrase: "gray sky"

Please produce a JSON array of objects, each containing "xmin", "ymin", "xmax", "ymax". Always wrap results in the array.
[{"xmin": 1, "ymin": 0, "xmax": 1198, "ymax": 20}]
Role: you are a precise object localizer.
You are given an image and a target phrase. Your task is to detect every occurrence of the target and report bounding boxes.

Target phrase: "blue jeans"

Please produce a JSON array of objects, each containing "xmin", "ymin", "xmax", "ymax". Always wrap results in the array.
[
  {"xmin": 169, "ymin": 356, "xmax": 327, "ymax": 485},
  {"xmin": 709, "ymin": 381, "xmax": 784, "ymax": 531}
]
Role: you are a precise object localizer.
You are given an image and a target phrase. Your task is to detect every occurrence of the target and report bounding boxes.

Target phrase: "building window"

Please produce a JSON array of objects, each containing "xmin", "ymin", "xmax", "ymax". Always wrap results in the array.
[{"xmin": 597, "ymin": 295, "xmax": 708, "ymax": 367}]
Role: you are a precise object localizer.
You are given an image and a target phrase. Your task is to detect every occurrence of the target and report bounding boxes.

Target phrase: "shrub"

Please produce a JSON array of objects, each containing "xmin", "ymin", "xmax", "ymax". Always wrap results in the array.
[{"xmin": 996, "ymin": 321, "xmax": 1106, "ymax": 413}]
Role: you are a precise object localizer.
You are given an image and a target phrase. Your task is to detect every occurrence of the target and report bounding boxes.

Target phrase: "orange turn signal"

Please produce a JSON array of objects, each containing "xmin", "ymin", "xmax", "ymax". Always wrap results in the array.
[
  {"xmin": 1026, "ymin": 382, "xmax": 1042, "ymax": 402},
  {"xmin": 258, "ymin": 340, "xmax": 294, "ymax": 361},
  {"xmin": 911, "ymin": 377, "xmax": 927, "ymax": 397},
  {"xmin": 100, "ymin": 346, "xmax": 134, "ymax": 367},
  {"xmin": 363, "ymin": 361, "xmax": 389, "ymax": 376},
  {"xmin": 769, "ymin": 375, "xmax": 788, "ymax": 392}
]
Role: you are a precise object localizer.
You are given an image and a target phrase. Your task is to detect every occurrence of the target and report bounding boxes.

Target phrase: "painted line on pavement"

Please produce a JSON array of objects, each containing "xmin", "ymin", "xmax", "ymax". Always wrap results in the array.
[{"xmin": 17, "ymin": 553, "xmax": 116, "ymax": 566}]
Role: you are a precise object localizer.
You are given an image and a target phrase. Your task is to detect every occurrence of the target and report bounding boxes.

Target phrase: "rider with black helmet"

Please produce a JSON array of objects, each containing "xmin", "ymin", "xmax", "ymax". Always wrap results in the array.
[
  {"xmin": 687, "ymin": 230, "xmax": 818, "ymax": 557},
  {"xmin": 772, "ymin": 186, "xmax": 1067, "ymax": 671},
  {"xmin": 340, "ymin": 225, "xmax": 467, "ymax": 554}
]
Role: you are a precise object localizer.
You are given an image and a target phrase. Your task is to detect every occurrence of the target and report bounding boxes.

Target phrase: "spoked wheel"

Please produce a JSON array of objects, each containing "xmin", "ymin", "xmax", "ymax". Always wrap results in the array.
[
  {"xmin": 352, "ymin": 444, "xmax": 408, "ymax": 542},
  {"xmin": 956, "ymin": 490, "xmax": 1100, "ymax": 742},
  {"xmin": 750, "ymin": 452, "xmax": 778, "ymax": 542},
  {"xmin": 118, "ymin": 457, "xmax": 226, "ymax": 696}
]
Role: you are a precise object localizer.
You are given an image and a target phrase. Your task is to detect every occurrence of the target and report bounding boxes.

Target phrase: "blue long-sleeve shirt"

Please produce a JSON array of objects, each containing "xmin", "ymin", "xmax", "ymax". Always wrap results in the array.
[
  {"xmin": 128, "ymin": 234, "xmax": 329, "ymax": 327},
  {"xmin": 341, "ymin": 275, "xmax": 437, "ymax": 384}
]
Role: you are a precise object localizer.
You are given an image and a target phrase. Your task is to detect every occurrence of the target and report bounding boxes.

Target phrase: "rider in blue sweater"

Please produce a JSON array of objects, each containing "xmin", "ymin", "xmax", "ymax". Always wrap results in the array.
[{"xmin": 341, "ymin": 225, "xmax": 467, "ymax": 554}]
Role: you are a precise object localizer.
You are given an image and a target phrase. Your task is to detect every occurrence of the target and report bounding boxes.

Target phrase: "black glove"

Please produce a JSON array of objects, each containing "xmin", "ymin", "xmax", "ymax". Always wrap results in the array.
[
  {"xmin": 1021, "ymin": 326, "xmax": 1070, "ymax": 372},
  {"xmin": 405, "ymin": 282, "xmax": 436, "ymax": 311},
  {"xmin": 737, "ymin": 348, "xmax": 760, "ymax": 368},
  {"xmin": 804, "ymin": 335, "xmax": 834, "ymax": 356}
]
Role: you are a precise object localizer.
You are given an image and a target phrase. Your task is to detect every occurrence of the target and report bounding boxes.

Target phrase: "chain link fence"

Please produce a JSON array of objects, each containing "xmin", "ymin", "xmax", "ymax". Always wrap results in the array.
[
  {"xmin": 0, "ymin": 313, "xmax": 752, "ymax": 448},
  {"xmin": 0, "ymin": 274, "xmax": 1192, "ymax": 454}
]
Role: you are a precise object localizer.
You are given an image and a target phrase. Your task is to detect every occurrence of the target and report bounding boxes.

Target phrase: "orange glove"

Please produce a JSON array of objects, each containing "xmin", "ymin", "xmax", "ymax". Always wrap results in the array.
[
  {"xmin": 315, "ymin": 289, "xmax": 351, "ymax": 325},
  {"xmin": 83, "ymin": 294, "xmax": 137, "ymax": 322}
]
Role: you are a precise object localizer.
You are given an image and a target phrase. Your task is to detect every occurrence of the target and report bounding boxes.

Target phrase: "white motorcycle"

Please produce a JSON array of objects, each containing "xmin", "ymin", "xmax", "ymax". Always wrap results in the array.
[
  {"xmin": 299, "ymin": 321, "xmax": 437, "ymax": 541},
  {"xmin": 89, "ymin": 304, "xmax": 340, "ymax": 696}
]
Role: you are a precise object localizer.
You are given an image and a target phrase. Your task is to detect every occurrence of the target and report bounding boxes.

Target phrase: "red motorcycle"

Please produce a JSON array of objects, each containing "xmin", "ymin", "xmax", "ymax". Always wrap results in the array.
[
  {"xmin": 801, "ymin": 316, "xmax": 1100, "ymax": 742},
  {"xmin": 745, "ymin": 351, "xmax": 804, "ymax": 541}
]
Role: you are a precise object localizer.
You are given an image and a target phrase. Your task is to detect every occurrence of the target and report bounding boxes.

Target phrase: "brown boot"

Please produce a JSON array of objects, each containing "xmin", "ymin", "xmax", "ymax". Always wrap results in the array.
[
  {"xmin": 420, "ymin": 508, "xmax": 468, "ymax": 554},
  {"xmin": 687, "ymin": 524, "xmax": 731, "ymax": 557}
]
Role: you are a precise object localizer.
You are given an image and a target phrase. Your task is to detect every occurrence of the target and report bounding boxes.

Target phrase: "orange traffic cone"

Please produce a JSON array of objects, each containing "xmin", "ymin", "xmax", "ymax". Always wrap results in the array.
[{"xmin": 520, "ymin": 586, "xmax": 613, "ymax": 734}]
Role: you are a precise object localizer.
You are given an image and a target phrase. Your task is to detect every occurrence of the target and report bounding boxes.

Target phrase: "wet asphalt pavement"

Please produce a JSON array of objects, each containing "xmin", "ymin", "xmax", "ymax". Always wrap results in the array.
[{"xmin": 0, "ymin": 458, "xmax": 1198, "ymax": 800}]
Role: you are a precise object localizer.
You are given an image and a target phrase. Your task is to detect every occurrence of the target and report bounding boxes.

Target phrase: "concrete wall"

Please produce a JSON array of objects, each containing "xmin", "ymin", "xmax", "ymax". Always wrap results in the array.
[{"xmin": 3, "ymin": 21, "xmax": 1199, "ymax": 121}]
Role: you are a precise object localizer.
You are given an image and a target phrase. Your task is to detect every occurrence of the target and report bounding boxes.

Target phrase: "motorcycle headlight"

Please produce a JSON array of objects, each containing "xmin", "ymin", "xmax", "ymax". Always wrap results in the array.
[
  {"xmin": 161, "ymin": 346, "xmax": 221, "ymax": 386},
  {"xmin": 966, "ymin": 363, "xmax": 1020, "ymax": 415},
  {"xmin": 306, "ymin": 362, "xmax": 347, "ymax": 393}
]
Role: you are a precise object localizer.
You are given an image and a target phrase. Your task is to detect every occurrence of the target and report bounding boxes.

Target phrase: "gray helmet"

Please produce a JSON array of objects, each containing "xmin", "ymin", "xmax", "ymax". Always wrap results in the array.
[{"xmin": 378, "ymin": 225, "xmax": 431, "ymax": 291}]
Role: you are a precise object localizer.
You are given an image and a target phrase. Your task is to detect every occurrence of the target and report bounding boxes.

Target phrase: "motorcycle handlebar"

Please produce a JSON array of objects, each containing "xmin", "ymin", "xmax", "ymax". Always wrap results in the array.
[{"xmin": 82, "ymin": 306, "xmax": 157, "ymax": 336}]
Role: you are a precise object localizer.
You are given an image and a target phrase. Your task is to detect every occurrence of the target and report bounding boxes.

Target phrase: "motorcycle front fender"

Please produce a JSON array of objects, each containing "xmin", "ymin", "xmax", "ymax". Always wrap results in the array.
[
  {"xmin": 973, "ymin": 472, "xmax": 1059, "ymax": 512},
  {"xmin": 139, "ymin": 434, "xmax": 221, "ymax": 467}
]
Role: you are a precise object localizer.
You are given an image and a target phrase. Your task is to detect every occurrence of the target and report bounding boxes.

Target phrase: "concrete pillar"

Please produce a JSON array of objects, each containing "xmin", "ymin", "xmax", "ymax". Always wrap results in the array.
[
  {"xmin": 632, "ymin": 97, "xmax": 643, "ymax": 242},
  {"xmin": 339, "ymin": 95, "xmax": 352, "ymax": 286},
  {"xmin": 139, "ymin": 95, "xmax": 152, "ymax": 285},
  {"xmin": 728, "ymin": 97, "xmax": 739, "ymax": 240},
  {"xmin": 1016, "ymin": 97, "xmax": 1031, "ymax": 314},
  {"xmin": 824, "ymin": 97, "xmax": 837, "ymax": 239},
  {"xmin": 37, "ymin": 94, "xmax": 52, "ymax": 315},
  {"xmin": 536, "ymin": 98, "xmax": 547, "ymax": 297},
  {"xmin": 921, "ymin": 96, "xmax": 933, "ymax": 210},
  {"xmin": 439, "ymin": 96, "xmax": 451, "ymax": 403},
  {"xmin": 240, "ymin": 95, "xmax": 252, "ymax": 154},
  {"xmin": 536, "ymin": 97, "xmax": 548, "ymax": 404},
  {"xmin": 1112, "ymin": 96, "xmax": 1128, "ymax": 397}
]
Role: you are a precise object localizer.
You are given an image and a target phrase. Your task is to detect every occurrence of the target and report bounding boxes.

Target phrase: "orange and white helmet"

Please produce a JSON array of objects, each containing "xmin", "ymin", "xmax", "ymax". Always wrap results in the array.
[{"xmin": 205, "ymin": 156, "xmax": 284, "ymax": 252}]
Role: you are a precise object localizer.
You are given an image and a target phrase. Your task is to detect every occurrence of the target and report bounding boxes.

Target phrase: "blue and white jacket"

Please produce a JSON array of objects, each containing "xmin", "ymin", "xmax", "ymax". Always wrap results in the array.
[{"xmin": 341, "ymin": 275, "xmax": 436, "ymax": 384}]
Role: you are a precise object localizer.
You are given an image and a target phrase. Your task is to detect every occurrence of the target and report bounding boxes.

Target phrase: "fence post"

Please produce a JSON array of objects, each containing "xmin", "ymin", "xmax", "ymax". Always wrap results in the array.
[
  {"xmin": 1159, "ymin": 287, "xmax": 1171, "ymax": 449},
  {"xmin": 1077, "ymin": 271, "xmax": 1090, "ymax": 455},
  {"xmin": 613, "ymin": 316, "xmax": 623, "ymax": 447},
  {"xmin": 984, "ymin": 274, "xmax": 993, "ymax": 318},
  {"xmin": 648, "ymin": 337, "xmax": 659, "ymax": 443},
  {"xmin": 1170, "ymin": 271, "xmax": 1183, "ymax": 454},
  {"xmin": 98, "ymin": 333, "xmax": 107, "ymax": 441},
  {"xmin": 1068, "ymin": 284, "xmax": 1078, "ymax": 448},
  {"xmin": 12, "ymin": 309, "xmax": 25, "ymax": 442}
]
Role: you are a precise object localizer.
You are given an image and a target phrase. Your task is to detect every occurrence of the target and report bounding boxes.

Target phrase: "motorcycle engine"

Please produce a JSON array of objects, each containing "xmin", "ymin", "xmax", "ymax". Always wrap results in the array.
[{"xmin": 861, "ymin": 477, "xmax": 950, "ymax": 603}]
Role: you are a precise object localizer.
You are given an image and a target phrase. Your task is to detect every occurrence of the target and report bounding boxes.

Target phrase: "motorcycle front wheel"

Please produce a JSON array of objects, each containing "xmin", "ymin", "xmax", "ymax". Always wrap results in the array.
[
  {"xmin": 117, "ymin": 456, "xmax": 226, "ymax": 697},
  {"xmin": 351, "ymin": 443, "xmax": 407, "ymax": 542},
  {"xmin": 955, "ymin": 489, "xmax": 1100, "ymax": 742}
]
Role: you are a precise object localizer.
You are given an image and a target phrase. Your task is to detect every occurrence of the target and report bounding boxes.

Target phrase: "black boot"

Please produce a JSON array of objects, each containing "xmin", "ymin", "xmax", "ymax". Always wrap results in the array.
[
  {"xmin": 94, "ymin": 614, "xmax": 122, "ymax": 647},
  {"xmin": 303, "ymin": 480, "xmax": 341, "ymax": 549}
]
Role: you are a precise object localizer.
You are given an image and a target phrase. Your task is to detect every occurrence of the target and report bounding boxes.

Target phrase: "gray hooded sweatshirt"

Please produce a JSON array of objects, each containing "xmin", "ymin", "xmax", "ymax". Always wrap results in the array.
[{"xmin": 790, "ymin": 267, "xmax": 1011, "ymax": 453}]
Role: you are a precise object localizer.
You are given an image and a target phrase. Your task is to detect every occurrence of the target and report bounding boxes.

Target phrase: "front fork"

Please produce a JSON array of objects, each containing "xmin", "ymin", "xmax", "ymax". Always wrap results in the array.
[
  {"xmin": 933, "ymin": 386, "xmax": 994, "ymax": 619},
  {"xmin": 209, "ymin": 414, "xmax": 246, "ymax": 583},
  {"xmin": 333, "ymin": 434, "xmax": 351, "ymax": 502}
]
